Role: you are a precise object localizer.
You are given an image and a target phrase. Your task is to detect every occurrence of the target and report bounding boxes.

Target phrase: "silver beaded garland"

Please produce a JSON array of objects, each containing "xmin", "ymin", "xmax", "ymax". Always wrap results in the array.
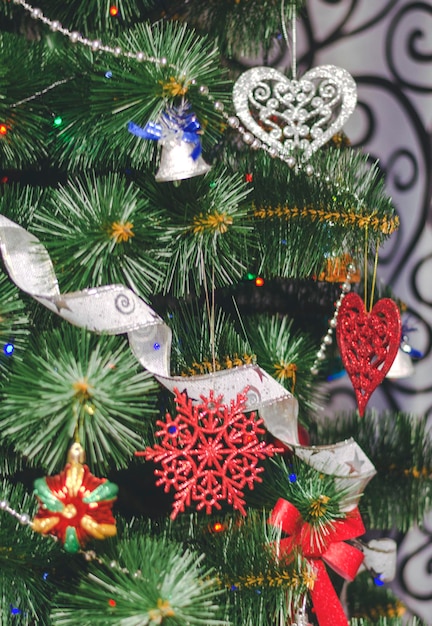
[
  {"xmin": 227, "ymin": 116, "xmax": 240, "ymax": 129},
  {"xmin": 13, "ymin": 0, "xmax": 349, "ymax": 187},
  {"xmin": 12, "ymin": 0, "xmax": 179, "ymax": 70},
  {"xmin": 310, "ymin": 264, "xmax": 356, "ymax": 375},
  {"xmin": 0, "ymin": 499, "xmax": 32, "ymax": 525},
  {"xmin": 242, "ymin": 132, "xmax": 254, "ymax": 145}
]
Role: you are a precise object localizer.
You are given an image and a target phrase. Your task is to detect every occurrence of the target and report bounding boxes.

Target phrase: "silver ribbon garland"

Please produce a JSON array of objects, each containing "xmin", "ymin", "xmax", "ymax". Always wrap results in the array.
[{"xmin": 0, "ymin": 215, "xmax": 376, "ymax": 508}]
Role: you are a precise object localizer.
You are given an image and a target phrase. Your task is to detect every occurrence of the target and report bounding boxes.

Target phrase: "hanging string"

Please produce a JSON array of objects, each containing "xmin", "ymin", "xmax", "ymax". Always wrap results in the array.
[
  {"xmin": 211, "ymin": 264, "xmax": 216, "ymax": 372},
  {"xmin": 369, "ymin": 241, "xmax": 380, "ymax": 313},
  {"xmin": 281, "ymin": 0, "xmax": 297, "ymax": 79},
  {"xmin": 11, "ymin": 76, "xmax": 75, "ymax": 108},
  {"xmin": 363, "ymin": 225, "xmax": 368, "ymax": 310},
  {"xmin": 200, "ymin": 251, "xmax": 216, "ymax": 372}
]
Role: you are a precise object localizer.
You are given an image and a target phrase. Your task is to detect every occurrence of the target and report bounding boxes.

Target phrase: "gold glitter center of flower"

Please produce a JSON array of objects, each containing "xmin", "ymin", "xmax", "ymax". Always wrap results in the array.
[
  {"xmin": 109, "ymin": 221, "xmax": 135, "ymax": 243},
  {"xmin": 192, "ymin": 211, "xmax": 233, "ymax": 234},
  {"xmin": 62, "ymin": 504, "xmax": 77, "ymax": 519}
]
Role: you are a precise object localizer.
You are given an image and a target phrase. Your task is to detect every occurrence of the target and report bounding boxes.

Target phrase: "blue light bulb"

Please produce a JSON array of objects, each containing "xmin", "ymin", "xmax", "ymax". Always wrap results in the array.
[{"xmin": 3, "ymin": 343, "xmax": 14, "ymax": 356}]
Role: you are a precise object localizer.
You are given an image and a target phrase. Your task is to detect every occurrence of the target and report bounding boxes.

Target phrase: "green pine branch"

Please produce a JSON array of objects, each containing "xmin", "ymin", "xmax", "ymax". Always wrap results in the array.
[
  {"xmin": 181, "ymin": 0, "xmax": 306, "ymax": 58},
  {"xmin": 315, "ymin": 410, "xmax": 432, "ymax": 531},
  {"xmin": 31, "ymin": 171, "xmax": 169, "ymax": 301},
  {"xmin": 0, "ymin": 32, "xmax": 62, "ymax": 168},
  {"xmin": 48, "ymin": 20, "xmax": 231, "ymax": 171},
  {"xmin": 0, "ymin": 480, "xmax": 71, "ymax": 625},
  {"xmin": 51, "ymin": 532, "xmax": 226, "ymax": 625},
  {"xmin": 0, "ymin": 325, "xmax": 159, "ymax": 472},
  {"xmin": 142, "ymin": 165, "xmax": 254, "ymax": 298},
  {"xmin": 245, "ymin": 314, "xmax": 322, "ymax": 420}
]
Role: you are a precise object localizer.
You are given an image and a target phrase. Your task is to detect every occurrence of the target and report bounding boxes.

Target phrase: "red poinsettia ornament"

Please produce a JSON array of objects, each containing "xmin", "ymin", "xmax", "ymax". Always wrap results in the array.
[
  {"xmin": 32, "ymin": 443, "xmax": 118, "ymax": 553},
  {"xmin": 336, "ymin": 292, "xmax": 401, "ymax": 416},
  {"xmin": 137, "ymin": 387, "xmax": 281, "ymax": 519}
]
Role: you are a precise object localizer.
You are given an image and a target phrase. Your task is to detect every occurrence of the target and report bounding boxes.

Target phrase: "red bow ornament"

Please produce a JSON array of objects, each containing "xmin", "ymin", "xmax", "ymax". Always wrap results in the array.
[{"xmin": 269, "ymin": 498, "xmax": 365, "ymax": 626}]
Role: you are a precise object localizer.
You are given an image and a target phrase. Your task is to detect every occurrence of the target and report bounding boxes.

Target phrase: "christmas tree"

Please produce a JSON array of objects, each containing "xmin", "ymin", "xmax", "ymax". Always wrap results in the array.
[{"xmin": 0, "ymin": 1, "xmax": 430, "ymax": 624}]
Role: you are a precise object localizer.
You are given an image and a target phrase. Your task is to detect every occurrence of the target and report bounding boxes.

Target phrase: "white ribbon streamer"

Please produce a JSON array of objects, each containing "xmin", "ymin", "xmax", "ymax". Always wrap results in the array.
[{"xmin": 0, "ymin": 214, "xmax": 376, "ymax": 504}]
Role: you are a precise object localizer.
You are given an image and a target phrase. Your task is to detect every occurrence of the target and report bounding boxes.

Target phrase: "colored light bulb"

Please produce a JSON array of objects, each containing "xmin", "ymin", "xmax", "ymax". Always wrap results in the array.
[
  {"xmin": 109, "ymin": 6, "xmax": 119, "ymax": 17},
  {"xmin": 0, "ymin": 124, "xmax": 7, "ymax": 135},
  {"xmin": 3, "ymin": 343, "xmax": 14, "ymax": 356},
  {"xmin": 255, "ymin": 276, "xmax": 265, "ymax": 287}
]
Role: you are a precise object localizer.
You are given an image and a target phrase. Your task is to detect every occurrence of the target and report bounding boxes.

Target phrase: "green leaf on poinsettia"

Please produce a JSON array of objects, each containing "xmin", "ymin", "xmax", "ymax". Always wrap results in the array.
[
  {"xmin": 63, "ymin": 527, "xmax": 81, "ymax": 554},
  {"xmin": 33, "ymin": 478, "xmax": 64, "ymax": 512},
  {"xmin": 83, "ymin": 481, "xmax": 119, "ymax": 504}
]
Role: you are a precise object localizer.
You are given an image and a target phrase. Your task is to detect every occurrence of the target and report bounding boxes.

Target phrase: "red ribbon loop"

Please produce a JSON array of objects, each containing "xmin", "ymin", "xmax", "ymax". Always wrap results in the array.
[{"xmin": 269, "ymin": 498, "xmax": 365, "ymax": 626}]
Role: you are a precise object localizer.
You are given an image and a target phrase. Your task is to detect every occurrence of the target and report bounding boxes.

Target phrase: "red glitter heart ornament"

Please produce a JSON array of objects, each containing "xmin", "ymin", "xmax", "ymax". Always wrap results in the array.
[{"xmin": 336, "ymin": 292, "xmax": 401, "ymax": 416}]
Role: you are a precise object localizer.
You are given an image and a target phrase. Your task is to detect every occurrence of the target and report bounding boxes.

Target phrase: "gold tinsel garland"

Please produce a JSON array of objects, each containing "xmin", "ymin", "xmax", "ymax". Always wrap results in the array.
[
  {"xmin": 253, "ymin": 204, "xmax": 399, "ymax": 235},
  {"xmin": 181, "ymin": 353, "xmax": 255, "ymax": 377}
]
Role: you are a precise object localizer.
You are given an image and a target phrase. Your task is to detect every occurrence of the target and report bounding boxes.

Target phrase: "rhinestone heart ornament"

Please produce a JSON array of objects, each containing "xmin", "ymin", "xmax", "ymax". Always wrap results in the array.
[
  {"xmin": 233, "ymin": 65, "xmax": 357, "ymax": 160},
  {"xmin": 336, "ymin": 293, "xmax": 401, "ymax": 416}
]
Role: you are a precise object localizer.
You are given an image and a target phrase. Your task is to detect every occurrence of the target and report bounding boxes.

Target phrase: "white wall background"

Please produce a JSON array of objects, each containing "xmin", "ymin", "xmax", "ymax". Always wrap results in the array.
[
  {"xmin": 238, "ymin": 0, "xmax": 432, "ymax": 620},
  {"xmin": 295, "ymin": 2, "xmax": 432, "ymax": 621}
]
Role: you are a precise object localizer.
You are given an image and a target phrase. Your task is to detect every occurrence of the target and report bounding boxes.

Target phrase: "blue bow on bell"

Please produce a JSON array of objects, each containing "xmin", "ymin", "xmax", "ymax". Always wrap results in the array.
[{"xmin": 128, "ymin": 107, "xmax": 203, "ymax": 161}]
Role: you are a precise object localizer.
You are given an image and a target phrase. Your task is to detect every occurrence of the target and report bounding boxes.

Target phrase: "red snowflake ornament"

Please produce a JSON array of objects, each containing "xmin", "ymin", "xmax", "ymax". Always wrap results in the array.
[{"xmin": 137, "ymin": 387, "xmax": 281, "ymax": 519}]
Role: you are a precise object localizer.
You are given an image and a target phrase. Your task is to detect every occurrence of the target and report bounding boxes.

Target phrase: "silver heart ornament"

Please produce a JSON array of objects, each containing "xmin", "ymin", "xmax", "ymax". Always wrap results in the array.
[{"xmin": 233, "ymin": 65, "xmax": 357, "ymax": 160}]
